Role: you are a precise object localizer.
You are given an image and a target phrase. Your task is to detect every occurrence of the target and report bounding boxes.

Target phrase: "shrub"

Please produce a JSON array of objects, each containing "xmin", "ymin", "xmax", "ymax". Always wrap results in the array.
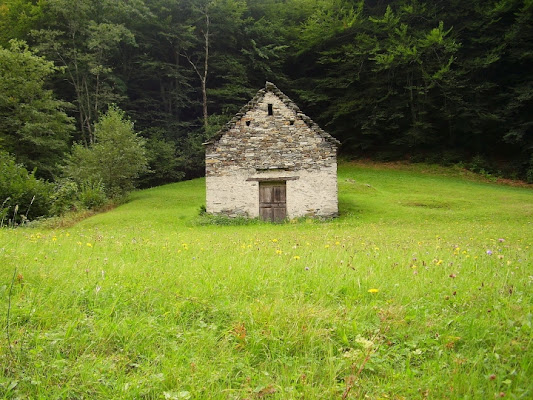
[
  {"xmin": 468, "ymin": 155, "xmax": 492, "ymax": 175},
  {"xmin": 63, "ymin": 105, "xmax": 148, "ymax": 197},
  {"xmin": 78, "ymin": 180, "xmax": 107, "ymax": 209},
  {"xmin": 50, "ymin": 178, "xmax": 80, "ymax": 215},
  {"xmin": 0, "ymin": 151, "xmax": 52, "ymax": 225},
  {"xmin": 526, "ymin": 155, "xmax": 533, "ymax": 184}
]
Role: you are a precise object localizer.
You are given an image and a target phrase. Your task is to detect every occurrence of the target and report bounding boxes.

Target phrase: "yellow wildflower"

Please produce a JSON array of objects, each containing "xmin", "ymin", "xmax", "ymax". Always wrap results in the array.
[{"xmin": 368, "ymin": 288, "xmax": 379, "ymax": 293}]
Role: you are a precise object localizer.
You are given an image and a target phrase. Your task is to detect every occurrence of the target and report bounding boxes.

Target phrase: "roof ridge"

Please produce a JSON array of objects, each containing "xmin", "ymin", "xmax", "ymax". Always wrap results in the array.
[{"xmin": 204, "ymin": 82, "xmax": 340, "ymax": 146}]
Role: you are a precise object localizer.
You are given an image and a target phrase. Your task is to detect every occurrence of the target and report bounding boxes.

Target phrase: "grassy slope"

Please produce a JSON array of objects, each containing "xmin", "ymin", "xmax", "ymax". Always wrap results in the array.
[{"xmin": 1, "ymin": 163, "xmax": 531, "ymax": 399}]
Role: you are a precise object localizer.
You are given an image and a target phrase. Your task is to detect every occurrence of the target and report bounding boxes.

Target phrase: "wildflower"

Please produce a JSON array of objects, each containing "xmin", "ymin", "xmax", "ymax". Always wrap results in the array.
[
  {"xmin": 276, "ymin": 249, "xmax": 282, "ymax": 255},
  {"xmin": 305, "ymin": 267, "xmax": 310, "ymax": 271},
  {"xmin": 355, "ymin": 336, "xmax": 374, "ymax": 349},
  {"xmin": 271, "ymin": 239, "xmax": 278, "ymax": 243},
  {"xmin": 77, "ymin": 241, "xmax": 82, "ymax": 246},
  {"xmin": 498, "ymin": 238, "xmax": 505, "ymax": 243},
  {"xmin": 368, "ymin": 288, "xmax": 379, "ymax": 293},
  {"xmin": 335, "ymin": 241, "xmax": 341, "ymax": 245},
  {"xmin": 293, "ymin": 256, "xmax": 300, "ymax": 260},
  {"xmin": 86, "ymin": 243, "xmax": 93, "ymax": 247},
  {"xmin": 497, "ymin": 255, "xmax": 504, "ymax": 260},
  {"xmin": 411, "ymin": 265, "xmax": 417, "ymax": 269},
  {"xmin": 486, "ymin": 250, "xmax": 493, "ymax": 255},
  {"xmin": 52, "ymin": 237, "xmax": 57, "ymax": 241}
]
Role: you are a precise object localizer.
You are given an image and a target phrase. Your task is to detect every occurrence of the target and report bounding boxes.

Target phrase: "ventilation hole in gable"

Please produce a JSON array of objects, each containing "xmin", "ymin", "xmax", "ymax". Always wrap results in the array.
[
  {"xmin": 268, "ymin": 104, "xmax": 273, "ymax": 116},
  {"xmin": 246, "ymin": 120, "xmax": 251, "ymax": 126},
  {"xmin": 290, "ymin": 120, "xmax": 294, "ymax": 125}
]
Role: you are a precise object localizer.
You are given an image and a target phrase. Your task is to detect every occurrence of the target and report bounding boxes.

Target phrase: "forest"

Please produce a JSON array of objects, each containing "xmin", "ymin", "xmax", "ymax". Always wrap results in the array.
[{"xmin": 1, "ymin": 0, "xmax": 532, "ymax": 221}]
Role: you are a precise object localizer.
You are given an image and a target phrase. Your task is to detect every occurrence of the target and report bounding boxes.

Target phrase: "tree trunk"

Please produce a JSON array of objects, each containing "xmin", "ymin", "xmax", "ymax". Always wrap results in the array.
[{"xmin": 202, "ymin": 10, "xmax": 209, "ymax": 132}]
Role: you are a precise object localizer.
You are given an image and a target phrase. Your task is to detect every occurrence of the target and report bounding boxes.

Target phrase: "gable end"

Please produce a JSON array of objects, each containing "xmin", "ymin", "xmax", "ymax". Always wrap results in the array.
[{"xmin": 204, "ymin": 82, "xmax": 340, "ymax": 147}]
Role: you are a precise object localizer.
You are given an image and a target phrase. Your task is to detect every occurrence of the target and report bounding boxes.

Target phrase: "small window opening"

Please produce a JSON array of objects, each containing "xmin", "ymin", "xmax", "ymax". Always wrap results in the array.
[
  {"xmin": 246, "ymin": 120, "xmax": 251, "ymax": 126},
  {"xmin": 289, "ymin": 120, "xmax": 294, "ymax": 125},
  {"xmin": 268, "ymin": 104, "xmax": 273, "ymax": 116}
]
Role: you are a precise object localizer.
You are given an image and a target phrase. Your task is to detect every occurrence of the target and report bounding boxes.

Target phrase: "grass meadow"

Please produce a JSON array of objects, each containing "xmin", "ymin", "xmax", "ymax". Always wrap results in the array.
[{"xmin": 1, "ymin": 162, "xmax": 532, "ymax": 399}]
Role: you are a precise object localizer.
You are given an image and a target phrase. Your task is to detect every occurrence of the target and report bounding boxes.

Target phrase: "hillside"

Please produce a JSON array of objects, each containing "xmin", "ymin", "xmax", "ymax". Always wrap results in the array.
[{"xmin": 1, "ymin": 162, "xmax": 531, "ymax": 399}]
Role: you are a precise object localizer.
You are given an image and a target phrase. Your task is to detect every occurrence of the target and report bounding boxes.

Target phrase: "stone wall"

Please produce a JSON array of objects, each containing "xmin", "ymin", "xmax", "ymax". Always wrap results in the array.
[
  {"xmin": 205, "ymin": 83, "xmax": 339, "ymax": 219},
  {"xmin": 206, "ymin": 93, "xmax": 337, "ymax": 176},
  {"xmin": 206, "ymin": 166, "xmax": 338, "ymax": 218}
]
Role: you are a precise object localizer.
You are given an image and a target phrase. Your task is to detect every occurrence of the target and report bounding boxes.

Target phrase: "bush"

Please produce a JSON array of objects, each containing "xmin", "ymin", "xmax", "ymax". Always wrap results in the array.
[
  {"xmin": 139, "ymin": 133, "xmax": 185, "ymax": 188},
  {"xmin": 78, "ymin": 180, "xmax": 107, "ymax": 209},
  {"xmin": 50, "ymin": 178, "xmax": 80, "ymax": 215},
  {"xmin": 50, "ymin": 178, "xmax": 109, "ymax": 215},
  {"xmin": 0, "ymin": 151, "xmax": 52, "ymax": 225},
  {"xmin": 63, "ymin": 105, "xmax": 148, "ymax": 197},
  {"xmin": 526, "ymin": 155, "xmax": 533, "ymax": 184},
  {"xmin": 468, "ymin": 155, "xmax": 492, "ymax": 175}
]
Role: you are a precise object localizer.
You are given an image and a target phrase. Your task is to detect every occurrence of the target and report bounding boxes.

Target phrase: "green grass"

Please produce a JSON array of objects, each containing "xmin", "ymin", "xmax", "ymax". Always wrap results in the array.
[{"xmin": 1, "ymin": 162, "xmax": 532, "ymax": 399}]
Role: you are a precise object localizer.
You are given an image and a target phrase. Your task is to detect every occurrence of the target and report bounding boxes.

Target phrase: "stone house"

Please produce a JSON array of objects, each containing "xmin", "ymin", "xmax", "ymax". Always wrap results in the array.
[{"xmin": 204, "ymin": 82, "xmax": 340, "ymax": 221}]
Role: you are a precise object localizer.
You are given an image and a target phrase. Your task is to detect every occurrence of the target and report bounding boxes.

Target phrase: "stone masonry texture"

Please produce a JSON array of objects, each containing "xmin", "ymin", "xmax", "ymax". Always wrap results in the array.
[{"xmin": 205, "ymin": 82, "xmax": 339, "ymax": 219}]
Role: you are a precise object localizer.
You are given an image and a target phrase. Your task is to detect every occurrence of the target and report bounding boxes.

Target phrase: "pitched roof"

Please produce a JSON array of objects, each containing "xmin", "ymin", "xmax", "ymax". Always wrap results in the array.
[{"xmin": 204, "ymin": 81, "xmax": 341, "ymax": 146}]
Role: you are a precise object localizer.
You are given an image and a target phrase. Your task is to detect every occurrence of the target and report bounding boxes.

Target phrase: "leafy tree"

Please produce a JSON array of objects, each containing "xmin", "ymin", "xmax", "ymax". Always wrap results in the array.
[
  {"xmin": 32, "ymin": 0, "xmax": 137, "ymax": 145},
  {"xmin": 0, "ymin": 40, "xmax": 73, "ymax": 179},
  {"xmin": 139, "ymin": 133, "xmax": 185, "ymax": 188},
  {"xmin": 2, "ymin": 0, "xmax": 531, "ymax": 182},
  {"xmin": 63, "ymin": 105, "xmax": 148, "ymax": 197},
  {"xmin": 0, "ymin": 0, "xmax": 46, "ymax": 46}
]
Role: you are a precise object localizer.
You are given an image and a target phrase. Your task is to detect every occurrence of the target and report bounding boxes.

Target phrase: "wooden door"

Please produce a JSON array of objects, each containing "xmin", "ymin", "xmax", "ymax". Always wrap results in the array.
[{"xmin": 259, "ymin": 182, "xmax": 286, "ymax": 222}]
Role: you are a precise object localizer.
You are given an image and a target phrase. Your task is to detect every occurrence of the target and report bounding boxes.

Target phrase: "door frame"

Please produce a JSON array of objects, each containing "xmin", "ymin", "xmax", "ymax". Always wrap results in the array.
[{"xmin": 258, "ymin": 180, "xmax": 287, "ymax": 222}]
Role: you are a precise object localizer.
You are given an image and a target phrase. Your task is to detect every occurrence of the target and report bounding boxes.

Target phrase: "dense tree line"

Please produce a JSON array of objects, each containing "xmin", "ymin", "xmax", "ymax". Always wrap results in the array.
[{"xmin": 0, "ymin": 0, "xmax": 532, "ymax": 221}]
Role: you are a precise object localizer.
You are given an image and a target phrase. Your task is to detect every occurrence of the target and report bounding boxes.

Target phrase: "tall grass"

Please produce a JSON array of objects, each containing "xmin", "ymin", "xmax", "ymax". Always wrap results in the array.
[{"xmin": 1, "ymin": 162, "xmax": 531, "ymax": 399}]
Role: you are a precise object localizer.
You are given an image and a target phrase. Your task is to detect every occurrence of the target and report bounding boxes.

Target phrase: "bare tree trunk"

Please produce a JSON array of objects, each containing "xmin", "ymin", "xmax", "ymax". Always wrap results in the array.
[
  {"xmin": 183, "ymin": 4, "xmax": 210, "ymax": 134},
  {"xmin": 202, "ymin": 11, "xmax": 209, "ymax": 131}
]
